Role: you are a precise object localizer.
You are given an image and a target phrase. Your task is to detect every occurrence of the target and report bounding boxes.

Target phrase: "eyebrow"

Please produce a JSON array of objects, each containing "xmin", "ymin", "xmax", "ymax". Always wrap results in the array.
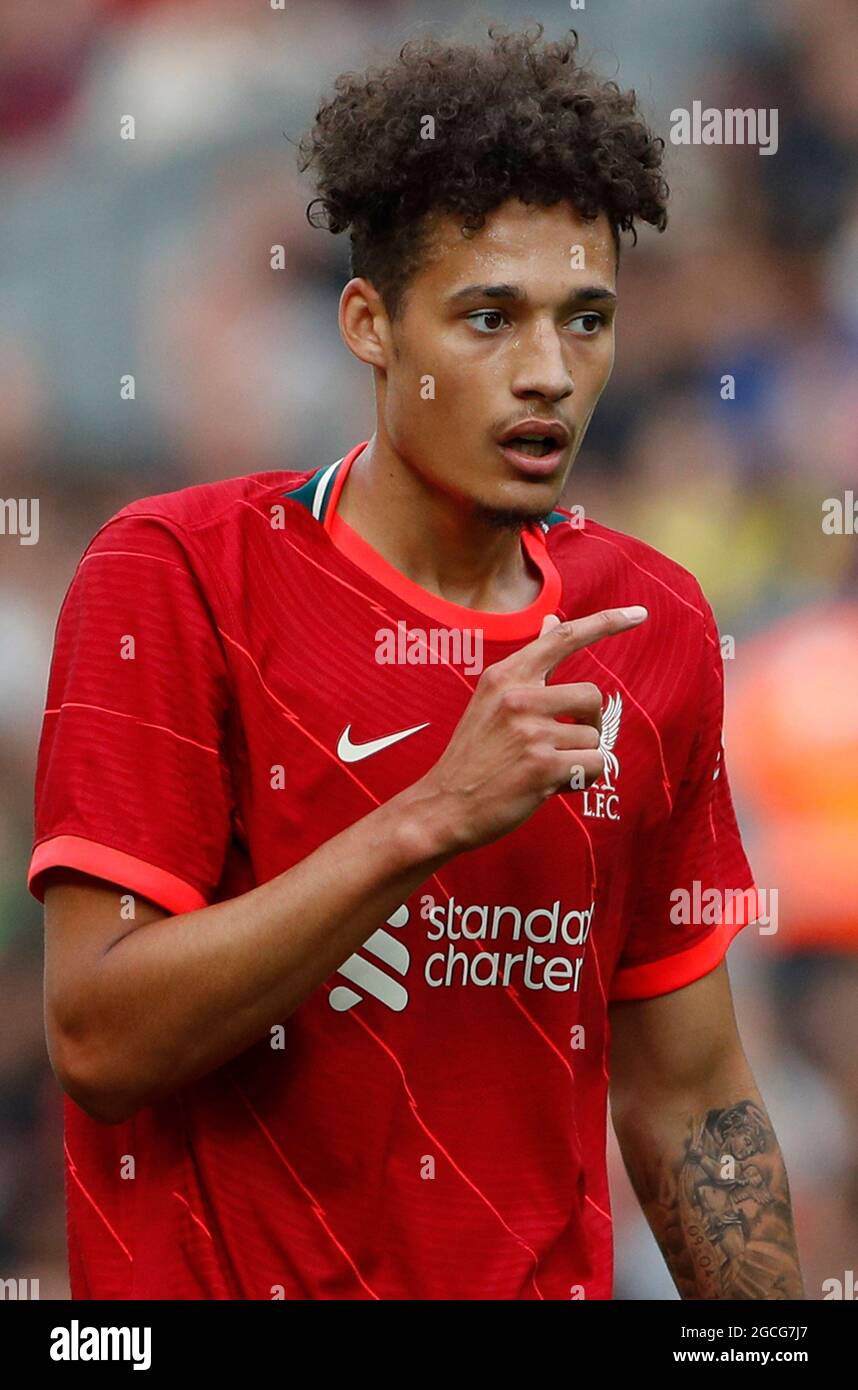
[{"xmin": 446, "ymin": 282, "xmax": 617, "ymax": 308}]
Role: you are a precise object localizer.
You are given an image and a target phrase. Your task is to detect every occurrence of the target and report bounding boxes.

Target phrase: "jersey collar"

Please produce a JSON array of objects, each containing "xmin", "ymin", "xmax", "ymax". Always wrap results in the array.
[{"xmin": 284, "ymin": 441, "xmax": 566, "ymax": 639}]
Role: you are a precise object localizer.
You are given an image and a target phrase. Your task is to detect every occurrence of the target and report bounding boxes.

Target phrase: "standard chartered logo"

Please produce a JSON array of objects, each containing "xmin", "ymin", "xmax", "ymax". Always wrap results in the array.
[
  {"xmin": 328, "ymin": 897, "xmax": 594, "ymax": 1013},
  {"xmin": 329, "ymin": 904, "xmax": 411, "ymax": 1012}
]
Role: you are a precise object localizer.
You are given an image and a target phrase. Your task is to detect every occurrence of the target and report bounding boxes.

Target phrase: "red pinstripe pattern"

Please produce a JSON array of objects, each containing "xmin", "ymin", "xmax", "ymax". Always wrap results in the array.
[
  {"xmin": 216, "ymin": 627, "xmax": 379, "ymax": 804},
  {"xmin": 234, "ymin": 499, "xmax": 620, "ymax": 1267},
  {"xmin": 43, "ymin": 702, "xmax": 221, "ymax": 757},
  {"xmin": 79, "ymin": 549, "xmax": 189, "ymax": 572},
  {"xmin": 34, "ymin": 468, "xmax": 754, "ymax": 1300},
  {"xmin": 240, "ymin": 497, "xmax": 482, "ymax": 695},
  {"xmin": 227, "ymin": 1077, "xmax": 381, "ymax": 1300},
  {"xmin": 172, "ymin": 1190, "xmax": 215, "ymax": 1242},
  {"xmin": 586, "ymin": 1194, "xmax": 612, "ymax": 1223},
  {"xmin": 64, "ymin": 1141, "xmax": 133, "ymax": 1263},
  {"xmin": 583, "ymin": 648, "xmax": 674, "ymax": 815},
  {"xmin": 328, "ymin": 979, "xmax": 546, "ymax": 1299},
  {"xmin": 236, "ymin": 496, "xmax": 393, "ymax": 622},
  {"xmin": 576, "ymin": 529, "xmax": 707, "ymax": 619},
  {"xmin": 219, "ymin": 588, "xmax": 589, "ymax": 1284}
]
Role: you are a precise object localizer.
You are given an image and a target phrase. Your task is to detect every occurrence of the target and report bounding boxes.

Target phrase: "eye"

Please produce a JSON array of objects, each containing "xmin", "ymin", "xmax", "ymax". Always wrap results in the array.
[
  {"xmin": 466, "ymin": 309, "xmax": 509, "ymax": 334},
  {"xmin": 569, "ymin": 312, "xmax": 605, "ymax": 336}
]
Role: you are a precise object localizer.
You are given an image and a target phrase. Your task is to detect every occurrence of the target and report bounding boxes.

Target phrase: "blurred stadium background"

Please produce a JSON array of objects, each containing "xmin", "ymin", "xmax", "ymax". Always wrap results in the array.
[{"xmin": 1, "ymin": 0, "xmax": 856, "ymax": 1299}]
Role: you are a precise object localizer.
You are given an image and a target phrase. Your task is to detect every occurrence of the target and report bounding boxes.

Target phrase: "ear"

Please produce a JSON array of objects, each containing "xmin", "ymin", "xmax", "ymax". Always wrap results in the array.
[{"xmin": 339, "ymin": 277, "xmax": 391, "ymax": 369}]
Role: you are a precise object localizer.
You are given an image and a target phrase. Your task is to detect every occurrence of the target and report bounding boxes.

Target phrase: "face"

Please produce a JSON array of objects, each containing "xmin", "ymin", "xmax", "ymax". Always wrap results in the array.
[
  {"xmin": 726, "ymin": 1130, "xmax": 756, "ymax": 1160},
  {"xmin": 343, "ymin": 197, "xmax": 618, "ymax": 524}
]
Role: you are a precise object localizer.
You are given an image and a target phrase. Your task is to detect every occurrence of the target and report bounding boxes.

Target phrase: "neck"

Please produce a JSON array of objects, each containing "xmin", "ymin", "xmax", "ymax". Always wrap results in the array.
[{"xmin": 335, "ymin": 433, "xmax": 545, "ymax": 613}]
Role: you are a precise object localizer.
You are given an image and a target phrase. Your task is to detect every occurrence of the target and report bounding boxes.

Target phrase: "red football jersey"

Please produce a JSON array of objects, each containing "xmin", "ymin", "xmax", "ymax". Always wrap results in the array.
[{"xmin": 29, "ymin": 440, "xmax": 758, "ymax": 1300}]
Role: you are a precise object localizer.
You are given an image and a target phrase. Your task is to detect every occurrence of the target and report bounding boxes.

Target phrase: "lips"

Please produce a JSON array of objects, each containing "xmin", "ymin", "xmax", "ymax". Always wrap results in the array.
[
  {"xmin": 497, "ymin": 418, "xmax": 569, "ymax": 449},
  {"xmin": 496, "ymin": 418, "xmax": 570, "ymax": 477}
]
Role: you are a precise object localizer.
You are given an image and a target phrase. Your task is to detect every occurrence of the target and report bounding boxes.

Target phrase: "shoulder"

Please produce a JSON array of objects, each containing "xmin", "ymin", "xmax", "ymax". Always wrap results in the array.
[
  {"xmin": 55, "ymin": 469, "xmax": 321, "ymax": 632},
  {"xmin": 545, "ymin": 508, "xmax": 715, "ymax": 634},
  {"xmin": 103, "ymin": 469, "xmax": 311, "ymax": 538},
  {"xmin": 77, "ymin": 467, "xmax": 318, "ymax": 566}
]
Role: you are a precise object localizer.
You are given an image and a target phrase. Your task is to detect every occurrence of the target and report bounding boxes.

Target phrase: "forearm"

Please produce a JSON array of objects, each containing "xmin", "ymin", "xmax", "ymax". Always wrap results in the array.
[
  {"xmin": 48, "ymin": 609, "xmax": 646, "ymax": 1123},
  {"xmin": 72, "ymin": 779, "xmax": 457, "ymax": 1120},
  {"xmin": 612, "ymin": 1064, "xmax": 805, "ymax": 1300}
]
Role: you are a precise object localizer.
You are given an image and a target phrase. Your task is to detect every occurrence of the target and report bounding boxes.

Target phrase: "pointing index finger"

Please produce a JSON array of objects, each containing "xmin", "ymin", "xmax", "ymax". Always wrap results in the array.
[{"xmin": 517, "ymin": 606, "xmax": 649, "ymax": 683}]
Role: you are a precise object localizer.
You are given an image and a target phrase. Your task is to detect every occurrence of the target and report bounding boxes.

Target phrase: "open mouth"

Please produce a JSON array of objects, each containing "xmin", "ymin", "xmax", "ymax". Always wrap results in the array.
[{"xmin": 501, "ymin": 435, "xmax": 558, "ymax": 458}]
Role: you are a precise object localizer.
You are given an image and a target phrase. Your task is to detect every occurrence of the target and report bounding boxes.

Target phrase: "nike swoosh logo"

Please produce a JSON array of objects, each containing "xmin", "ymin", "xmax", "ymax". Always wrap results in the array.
[{"xmin": 337, "ymin": 721, "xmax": 429, "ymax": 763}]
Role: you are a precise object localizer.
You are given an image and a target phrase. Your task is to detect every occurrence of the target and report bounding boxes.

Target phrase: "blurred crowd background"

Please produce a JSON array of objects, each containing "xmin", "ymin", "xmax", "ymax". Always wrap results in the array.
[{"xmin": 1, "ymin": 0, "xmax": 856, "ymax": 1299}]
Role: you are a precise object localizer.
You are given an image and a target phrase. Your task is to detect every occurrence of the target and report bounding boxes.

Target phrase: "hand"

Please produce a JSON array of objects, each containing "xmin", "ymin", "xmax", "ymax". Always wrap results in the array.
[{"xmin": 416, "ymin": 605, "xmax": 648, "ymax": 853}]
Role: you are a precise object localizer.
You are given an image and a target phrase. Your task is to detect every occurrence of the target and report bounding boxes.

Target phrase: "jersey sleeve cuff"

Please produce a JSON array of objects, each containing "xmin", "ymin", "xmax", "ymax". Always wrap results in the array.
[
  {"xmin": 609, "ymin": 883, "xmax": 761, "ymax": 1002},
  {"xmin": 28, "ymin": 835, "xmax": 209, "ymax": 915}
]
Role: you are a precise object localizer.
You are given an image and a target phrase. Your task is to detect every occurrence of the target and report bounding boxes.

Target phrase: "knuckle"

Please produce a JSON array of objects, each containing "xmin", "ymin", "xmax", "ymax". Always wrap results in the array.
[
  {"xmin": 525, "ymin": 743, "xmax": 552, "ymax": 776},
  {"xmin": 498, "ymin": 685, "xmax": 530, "ymax": 715},
  {"xmin": 479, "ymin": 662, "xmax": 504, "ymax": 692},
  {"xmin": 513, "ymin": 715, "xmax": 537, "ymax": 741}
]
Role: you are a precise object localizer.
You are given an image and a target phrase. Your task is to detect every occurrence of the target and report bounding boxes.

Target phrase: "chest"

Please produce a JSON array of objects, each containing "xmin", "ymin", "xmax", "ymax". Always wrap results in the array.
[{"xmin": 225, "ymin": 591, "xmax": 681, "ymax": 878}]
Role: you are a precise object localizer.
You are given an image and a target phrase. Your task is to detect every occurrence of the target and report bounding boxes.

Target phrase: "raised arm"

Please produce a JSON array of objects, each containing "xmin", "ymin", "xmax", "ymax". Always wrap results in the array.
[
  {"xmin": 608, "ymin": 961, "xmax": 805, "ymax": 1300},
  {"xmin": 44, "ymin": 607, "xmax": 644, "ymax": 1125}
]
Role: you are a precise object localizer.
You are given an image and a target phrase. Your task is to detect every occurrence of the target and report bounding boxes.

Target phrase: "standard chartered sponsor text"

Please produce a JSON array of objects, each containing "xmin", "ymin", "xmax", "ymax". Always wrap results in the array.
[{"xmin": 423, "ymin": 896, "xmax": 594, "ymax": 992}]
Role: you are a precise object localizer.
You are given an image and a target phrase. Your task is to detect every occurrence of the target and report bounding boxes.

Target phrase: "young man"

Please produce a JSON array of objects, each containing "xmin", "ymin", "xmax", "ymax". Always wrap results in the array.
[{"xmin": 30, "ymin": 28, "xmax": 804, "ymax": 1300}]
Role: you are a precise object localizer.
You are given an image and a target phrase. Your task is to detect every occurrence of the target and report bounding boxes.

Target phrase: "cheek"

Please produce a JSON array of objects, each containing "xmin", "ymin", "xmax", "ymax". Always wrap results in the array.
[
  {"xmin": 415, "ymin": 349, "xmax": 490, "ymax": 422},
  {"xmin": 388, "ymin": 328, "xmax": 463, "ymax": 405},
  {"xmin": 594, "ymin": 329, "xmax": 616, "ymax": 372},
  {"xmin": 584, "ymin": 336, "xmax": 615, "ymax": 396},
  {"xmin": 383, "ymin": 349, "xmax": 478, "ymax": 452}
]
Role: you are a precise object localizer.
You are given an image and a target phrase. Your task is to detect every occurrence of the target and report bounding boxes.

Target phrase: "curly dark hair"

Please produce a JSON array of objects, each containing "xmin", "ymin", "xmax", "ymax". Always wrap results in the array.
[{"xmin": 298, "ymin": 24, "xmax": 669, "ymax": 318}]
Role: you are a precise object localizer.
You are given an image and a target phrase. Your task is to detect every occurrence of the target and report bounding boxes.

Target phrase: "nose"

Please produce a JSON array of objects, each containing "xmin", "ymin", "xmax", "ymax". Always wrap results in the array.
[{"xmin": 510, "ymin": 320, "xmax": 574, "ymax": 402}]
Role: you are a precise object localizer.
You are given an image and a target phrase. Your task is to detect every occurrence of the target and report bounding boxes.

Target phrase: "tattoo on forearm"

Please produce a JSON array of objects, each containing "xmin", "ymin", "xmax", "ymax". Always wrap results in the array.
[{"xmin": 631, "ymin": 1099, "xmax": 804, "ymax": 1299}]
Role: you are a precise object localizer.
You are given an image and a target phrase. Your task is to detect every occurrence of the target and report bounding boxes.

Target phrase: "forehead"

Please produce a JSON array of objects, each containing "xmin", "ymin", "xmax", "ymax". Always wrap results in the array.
[{"xmin": 413, "ymin": 198, "xmax": 617, "ymax": 299}]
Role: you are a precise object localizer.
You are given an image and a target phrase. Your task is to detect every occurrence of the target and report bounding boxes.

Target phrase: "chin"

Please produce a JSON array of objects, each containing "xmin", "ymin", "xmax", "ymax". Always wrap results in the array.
[
  {"xmin": 471, "ymin": 475, "xmax": 563, "ymax": 531},
  {"xmin": 473, "ymin": 497, "xmax": 556, "ymax": 533}
]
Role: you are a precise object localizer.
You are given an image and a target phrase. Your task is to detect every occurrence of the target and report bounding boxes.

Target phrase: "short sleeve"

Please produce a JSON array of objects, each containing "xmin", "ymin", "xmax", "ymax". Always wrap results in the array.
[
  {"xmin": 609, "ymin": 593, "xmax": 759, "ymax": 1002},
  {"xmin": 28, "ymin": 514, "xmax": 235, "ymax": 914}
]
